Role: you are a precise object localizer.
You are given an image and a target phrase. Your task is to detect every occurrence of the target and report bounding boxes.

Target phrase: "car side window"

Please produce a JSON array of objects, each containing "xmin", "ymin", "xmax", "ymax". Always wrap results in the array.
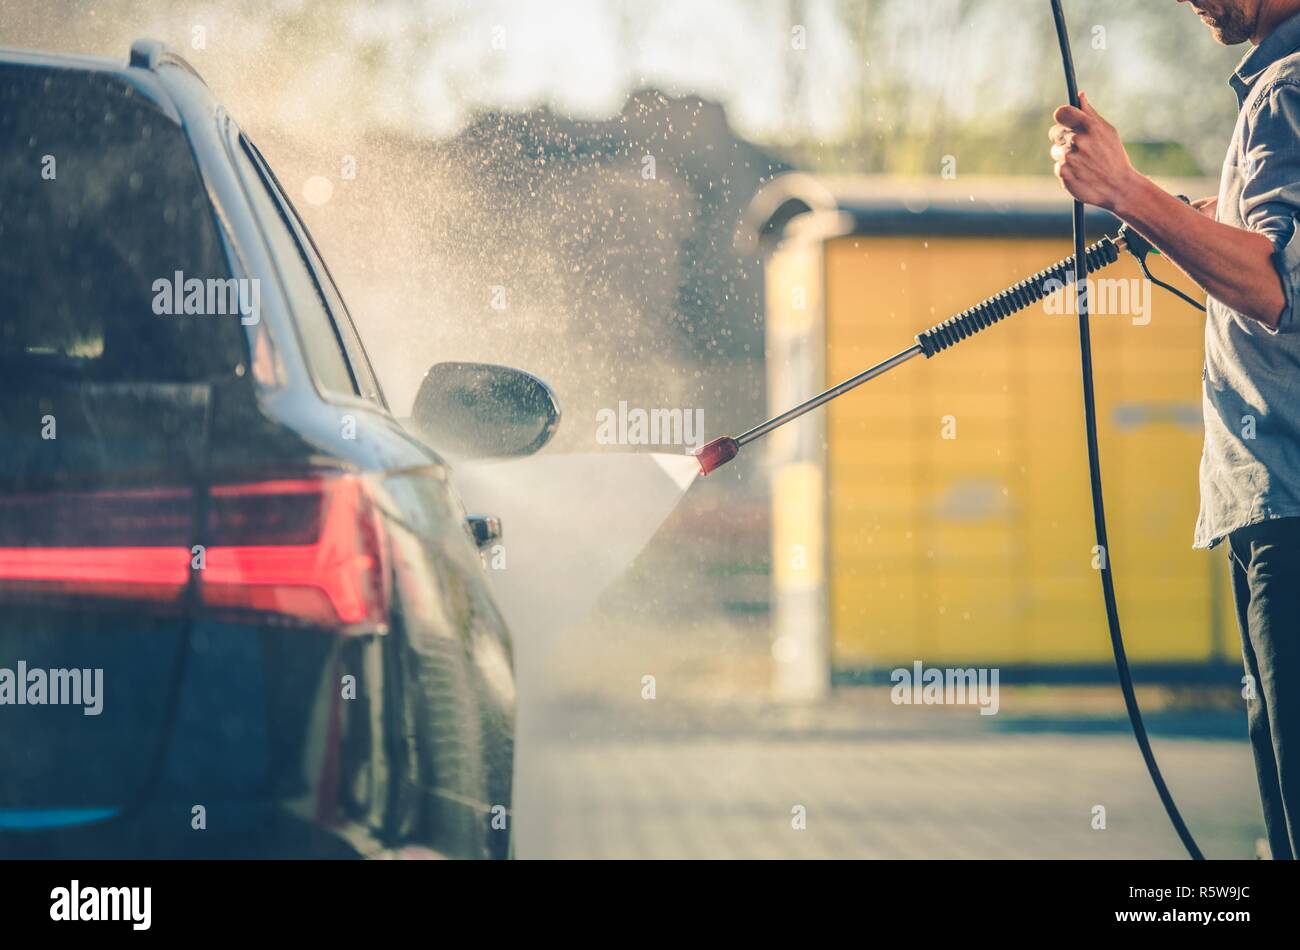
[
  {"xmin": 234, "ymin": 136, "xmax": 357, "ymax": 397},
  {"xmin": 310, "ymin": 253, "xmax": 385, "ymax": 406},
  {"xmin": 288, "ymin": 207, "xmax": 385, "ymax": 407}
]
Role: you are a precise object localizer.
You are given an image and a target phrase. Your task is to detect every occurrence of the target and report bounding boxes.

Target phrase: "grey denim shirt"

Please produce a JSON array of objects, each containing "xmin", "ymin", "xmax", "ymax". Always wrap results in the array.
[{"xmin": 1195, "ymin": 12, "xmax": 1300, "ymax": 548}]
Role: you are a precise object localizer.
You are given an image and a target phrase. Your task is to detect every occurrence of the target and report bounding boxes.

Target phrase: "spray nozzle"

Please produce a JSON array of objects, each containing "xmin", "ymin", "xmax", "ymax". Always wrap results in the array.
[{"xmin": 692, "ymin": 436, "xmax": 740, "ymax": 476}]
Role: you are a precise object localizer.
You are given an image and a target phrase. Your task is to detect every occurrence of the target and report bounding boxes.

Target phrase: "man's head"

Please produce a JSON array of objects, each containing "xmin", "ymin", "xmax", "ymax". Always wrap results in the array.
[{"xmin": 1179, "ymin": 0, "xmax": 1294, "ymax": 45}]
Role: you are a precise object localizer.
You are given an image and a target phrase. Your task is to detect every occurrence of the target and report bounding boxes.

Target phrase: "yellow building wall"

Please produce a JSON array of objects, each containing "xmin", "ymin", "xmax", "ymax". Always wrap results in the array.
[{"xmin": 812, "ymin": 234, "xmax": 1232, "ymax": 669}]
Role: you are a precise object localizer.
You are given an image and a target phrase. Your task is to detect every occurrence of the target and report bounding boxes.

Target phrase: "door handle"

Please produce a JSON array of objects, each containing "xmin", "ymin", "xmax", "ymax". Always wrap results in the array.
[{"xmin": 465, "ymin": 514, "xmax": 502, "ymax": 550}]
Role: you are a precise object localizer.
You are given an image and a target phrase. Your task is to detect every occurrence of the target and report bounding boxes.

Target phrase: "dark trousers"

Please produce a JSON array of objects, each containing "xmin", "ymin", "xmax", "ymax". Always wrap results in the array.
[{"xmin": 1229, "ymin": 517, "xmax": 1300, "ymax": 859}]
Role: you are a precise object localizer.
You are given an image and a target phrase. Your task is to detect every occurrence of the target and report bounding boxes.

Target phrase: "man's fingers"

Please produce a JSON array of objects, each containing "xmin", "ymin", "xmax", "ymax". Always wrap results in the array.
[
  {"xmin": 1048, "ymin": 123, "xmax": 1073, "ymax": 146},
  {"xmin": 1050, "ymin": 143, "xmax": 1072, "ymax": 163},
  {"xmin": 1079, "ymin": 92, "xmax": 1117, "ymax": 132},
  {"xmin": 1053, "ymin": 104, "xmax": 1089, "ymax": 130}
]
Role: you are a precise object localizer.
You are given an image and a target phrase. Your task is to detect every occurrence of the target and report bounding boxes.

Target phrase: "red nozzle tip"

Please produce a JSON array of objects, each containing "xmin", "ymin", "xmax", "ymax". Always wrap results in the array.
[{"xmin": 692, "ymin": 436, "xmax": 740, "ymax": 476}]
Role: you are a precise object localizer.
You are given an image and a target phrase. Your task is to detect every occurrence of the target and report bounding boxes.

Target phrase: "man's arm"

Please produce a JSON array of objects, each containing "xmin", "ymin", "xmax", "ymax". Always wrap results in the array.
[
  {"xmin": 1050, "ymin": 93, "xmax": 1286, "ymax": 330},
  {"xmin": 1111, "ymin": 177, "xmax": 1283, "ymax": 328}
]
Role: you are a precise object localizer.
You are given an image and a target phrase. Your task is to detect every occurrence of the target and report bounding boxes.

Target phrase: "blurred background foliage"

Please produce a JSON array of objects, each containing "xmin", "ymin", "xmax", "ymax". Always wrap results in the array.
[{"xmin": 1, "ymin": 0, "xmax": 1243, "ymax": 175}]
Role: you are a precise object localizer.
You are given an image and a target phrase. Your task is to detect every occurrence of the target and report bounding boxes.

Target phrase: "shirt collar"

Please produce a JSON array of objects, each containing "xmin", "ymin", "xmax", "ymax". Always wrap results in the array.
[{"xmin": 1231, "ymin": 10, "xmax": 1300, "ymax": 104}]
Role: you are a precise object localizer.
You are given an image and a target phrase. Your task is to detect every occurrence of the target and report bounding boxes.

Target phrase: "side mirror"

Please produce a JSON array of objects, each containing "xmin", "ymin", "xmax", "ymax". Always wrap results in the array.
[{"xmin": 410, "ymin": 362, "xmax": 561, "ymax": 459}]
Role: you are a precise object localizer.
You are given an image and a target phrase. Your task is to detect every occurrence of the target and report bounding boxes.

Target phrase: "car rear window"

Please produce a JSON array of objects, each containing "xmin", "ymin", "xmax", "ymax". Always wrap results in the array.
[{"xmin": 0, "ymin": 64, "xmax": 246, "ymax": 383}]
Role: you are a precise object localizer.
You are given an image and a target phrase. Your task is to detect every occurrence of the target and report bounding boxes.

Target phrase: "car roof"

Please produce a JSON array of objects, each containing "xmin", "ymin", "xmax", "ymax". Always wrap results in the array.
[{"xmin": 0, "ymin": 39, "xmax": 209, "ymax": 125}]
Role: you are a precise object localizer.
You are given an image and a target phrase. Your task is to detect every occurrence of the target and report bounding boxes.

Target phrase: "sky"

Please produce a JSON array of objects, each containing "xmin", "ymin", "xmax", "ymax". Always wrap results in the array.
[{"xmin": 346, "ymin": 0, "xmax": 861, "ymax": 140}]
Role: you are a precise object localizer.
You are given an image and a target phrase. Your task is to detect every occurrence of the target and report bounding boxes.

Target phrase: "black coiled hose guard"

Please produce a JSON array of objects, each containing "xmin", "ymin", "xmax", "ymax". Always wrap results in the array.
[{"xmin": 915, "ymin": 235, "xmax": 1120, "ymax": 357}]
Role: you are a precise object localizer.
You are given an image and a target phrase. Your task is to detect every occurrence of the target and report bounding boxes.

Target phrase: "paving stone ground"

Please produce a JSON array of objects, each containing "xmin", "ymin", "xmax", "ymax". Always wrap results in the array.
[
  {"xmin": 509, "ymin": 613, "xmax": 1264, "ymax": 859},
  {"xmin": 514, "ymin": 708, "xmax": 1261, "ymax": 859}
]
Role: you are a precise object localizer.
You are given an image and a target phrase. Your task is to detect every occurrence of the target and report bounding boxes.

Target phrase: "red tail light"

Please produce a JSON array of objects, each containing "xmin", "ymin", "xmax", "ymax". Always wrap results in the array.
[
  {"xmin": 201, "ymin": 477, "xmax": 389, "ymax": 630},
  {"xmin": 0, "ymin": 486, "xmax": 192, "ymax": 607},
  {"xmin": 0, "ymin": 474, "xmax": 389, "ymax": 632}
]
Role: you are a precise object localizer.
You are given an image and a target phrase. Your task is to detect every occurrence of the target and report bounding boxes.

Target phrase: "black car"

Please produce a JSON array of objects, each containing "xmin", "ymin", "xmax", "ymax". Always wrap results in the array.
[{"xmin": 0, "ymin": 39, "xmax": 556, "ymax": 859}]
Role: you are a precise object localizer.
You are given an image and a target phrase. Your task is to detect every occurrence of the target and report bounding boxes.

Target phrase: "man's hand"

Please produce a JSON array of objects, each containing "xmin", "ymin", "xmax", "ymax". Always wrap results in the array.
[
  {"xmin": 1191, "ymin": 195, "xmax": 1218, "ymax": 219},
  {"xmin": 1048, "ymin": 92, "xmax": 1144, "ymax": 214}
]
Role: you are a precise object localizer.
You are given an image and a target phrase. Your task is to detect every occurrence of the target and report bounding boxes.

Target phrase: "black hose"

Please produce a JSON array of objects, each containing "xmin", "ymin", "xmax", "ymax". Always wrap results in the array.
[{"xmin": 1050, "ymin": 0, "xmax": 1205, "ymax": 860}]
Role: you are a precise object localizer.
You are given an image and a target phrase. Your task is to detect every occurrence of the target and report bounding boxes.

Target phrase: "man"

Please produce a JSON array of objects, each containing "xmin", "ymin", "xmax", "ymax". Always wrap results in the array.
[{"xmin": 1049, "ymin": 0, "xmax": 1300, "ymax": 858}]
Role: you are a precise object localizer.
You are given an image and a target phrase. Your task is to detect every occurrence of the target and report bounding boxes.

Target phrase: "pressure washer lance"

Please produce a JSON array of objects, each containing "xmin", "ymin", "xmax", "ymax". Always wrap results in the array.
[{"xmin": 693, "ymin": 224, "xmax": 1191, "ymax": 476}]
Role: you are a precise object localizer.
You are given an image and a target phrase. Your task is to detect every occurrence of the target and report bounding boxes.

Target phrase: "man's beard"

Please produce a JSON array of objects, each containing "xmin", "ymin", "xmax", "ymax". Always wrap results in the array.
[{"xmin": 1198, "ymin": 5, "xmax": 1255, "ymax": 45}]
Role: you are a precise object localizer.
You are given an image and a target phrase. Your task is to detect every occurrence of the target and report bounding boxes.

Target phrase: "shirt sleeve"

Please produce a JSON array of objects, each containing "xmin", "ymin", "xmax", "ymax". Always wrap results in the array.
[{"xmin": 1241, "ymin": 78, "xmax": 1300, "ymax": 333}]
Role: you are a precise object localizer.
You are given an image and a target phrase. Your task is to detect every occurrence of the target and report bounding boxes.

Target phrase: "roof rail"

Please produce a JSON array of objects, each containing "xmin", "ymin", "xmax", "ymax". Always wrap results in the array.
[{"xmin": 128, "ymin": 38, "xmax": 207, "ymax": 86}]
